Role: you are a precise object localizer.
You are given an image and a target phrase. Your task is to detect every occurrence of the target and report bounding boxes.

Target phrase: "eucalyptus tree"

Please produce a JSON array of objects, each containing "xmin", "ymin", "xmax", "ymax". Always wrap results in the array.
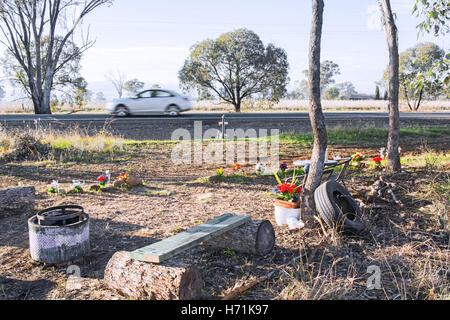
[
  {"xmin": 383, "ymin": 42, "xmax": 446, "ymax": 110},
  {"xmin": 0, "ymin": 0, "xmax": 112, "ymax": 114},
  {"xmin": 300, "ymin": 0, "xmax": 328, "ymax": 220},
  {"xmin": 380, "ymin": 0, "xmax": 401, "ymax": 171},
  {"xmin": 179, "ymin": 28, "xmax": 289, "ymax": 112},
  {"xmin": 124, "ymin": 78, "xmax": 145, "ymax": 96},
  {"xmin": 413, "ymin": 0, "xmax": 449, "ymax": 37}
]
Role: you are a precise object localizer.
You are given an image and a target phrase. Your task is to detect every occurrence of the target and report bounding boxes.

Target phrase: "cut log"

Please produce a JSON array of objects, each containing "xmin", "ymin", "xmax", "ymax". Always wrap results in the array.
[
  {"xmin": 0, "ymin": 186, "xmax": 35, "ymax": 215},
  {"xmin": 202, "ymin": 220, "xmax": 275, "ymax": 256},
  {"xmin": 104, "ymin": 251, "xmax": 203, "ymax": 300}
]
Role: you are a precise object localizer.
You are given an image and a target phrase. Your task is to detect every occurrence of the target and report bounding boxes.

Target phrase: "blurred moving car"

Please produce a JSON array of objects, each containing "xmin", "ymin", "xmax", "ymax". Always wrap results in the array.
[{"xmin": 105, "ymin": 89, "xmax": 192, "ymax": 116}]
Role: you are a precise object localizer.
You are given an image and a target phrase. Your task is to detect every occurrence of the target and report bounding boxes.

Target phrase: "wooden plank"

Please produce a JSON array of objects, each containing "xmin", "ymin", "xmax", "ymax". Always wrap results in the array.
[{"xmin": 129, "ymin": 213, "xmax": 250, "ymax": 263}]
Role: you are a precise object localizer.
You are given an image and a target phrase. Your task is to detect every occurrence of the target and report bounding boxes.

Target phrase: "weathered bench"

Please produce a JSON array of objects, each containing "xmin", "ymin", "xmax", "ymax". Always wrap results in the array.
[
  {"xmin": 104, "ymin": 213, "xmax": 275, "ymax": 300},
  {"xmin": 129, "ymin": 213, "xmax": 251, "ymax": 263}
]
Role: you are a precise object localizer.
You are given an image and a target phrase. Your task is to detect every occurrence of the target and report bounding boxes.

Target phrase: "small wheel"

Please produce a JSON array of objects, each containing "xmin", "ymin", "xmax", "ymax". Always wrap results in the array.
[
  {"xmin": 314, "ymin": 180, "xmax": 365, "ymax": 233},
  {"xmin": 166, "ymin": 105, "xmax": 180, "ymax": 116},
  {"xmin": 115, "ymin": 105, "xmax": 129, "ymax": 117}
]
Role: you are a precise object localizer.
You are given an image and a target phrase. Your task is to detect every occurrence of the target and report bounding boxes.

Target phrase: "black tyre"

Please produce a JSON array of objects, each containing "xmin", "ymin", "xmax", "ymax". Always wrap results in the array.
[
  {"xmin": 314, "ymin": 180, "xmax": 365, "ymax": 233},
  {"xmin": 115, "ymin": 105, "xmax": 129, "ymax": 117},
  {"xmin": 166, "ymin": 105, "xmax": 180, "ymax": 116}
]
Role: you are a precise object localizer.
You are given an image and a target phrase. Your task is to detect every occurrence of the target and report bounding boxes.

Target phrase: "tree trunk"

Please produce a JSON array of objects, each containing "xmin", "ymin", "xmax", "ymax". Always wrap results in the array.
[
  {"xmin": 0, "ymin": 186, "xmax": 35, "ymax": 215},
  {"xmin": 414, "ymin": 88, "xmax": 423, "ymax": 111},
  {"xmin": 104, "ymin": 251, "xmax": 203, "ymax": 300},
  {"xmin": 234, "ymin": 101, "xmax": 241, "ymax": 112},
  {"xmin": 202, "ymin": 220, "xmax": 275, "ymax": 256},
  {"xmin": 300, "ymin": 0, "xmax": 327, "ymax": 222},
  {"xmin": 380, "ymin": 0, "xmax": 401, "ymax": 172}
]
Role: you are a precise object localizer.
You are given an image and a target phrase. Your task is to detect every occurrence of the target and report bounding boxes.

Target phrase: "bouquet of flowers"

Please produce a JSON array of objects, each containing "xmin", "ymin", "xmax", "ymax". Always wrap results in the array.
[
  {"xmin": 231, "ymin": 163, "xmax": 241, "ymax": 172},
  {"xmin": 255, "ymin": 163, "xmax": 267, "ymax": 175},
  {"xmin": 263, "ymin": 171, "xmax": 302, "ymax": 209},
  {"xmin": 47, "ymin": 180, "xmax": 60, "ymax": 194},
  {"xmin": 71, "ymin": 180, "xmax": 84, "ymax": 193},
  {"xmin": 117, "ymin": 173, "xmax": 129, "ymax": 183},
  {"xmin": 273, "ymin": 171, "xmax": 301, "ymax": 202},
  {"xmin": 373, "ymin": 157, "xmax": 383, "ymax": 169},
  {"xmin": 97, "ymin": 170, "xmax": 110, "ymax": 187},
  {"xmin": 352, "ymin": 153, "xmax": 366, "ymax": 162}
]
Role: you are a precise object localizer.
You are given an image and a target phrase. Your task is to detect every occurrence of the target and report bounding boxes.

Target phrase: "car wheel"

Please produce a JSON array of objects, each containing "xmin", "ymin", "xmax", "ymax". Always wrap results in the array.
[
  {"xmin": 314, "ymin": 180, "xmax": 365, "ymax": 234},
  {"xmin": 166, "ymin": 105, "xmax": 180, "ymax": 116},
  {"xmin": 115, "ymin": 105, "xmax": 129, "ymax": 117}
]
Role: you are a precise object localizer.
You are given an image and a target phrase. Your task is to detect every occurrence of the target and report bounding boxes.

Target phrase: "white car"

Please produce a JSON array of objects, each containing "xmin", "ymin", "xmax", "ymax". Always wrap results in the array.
[{"xmin": 105, "ymin": 89, "xmax": 192, "ymax": 116}]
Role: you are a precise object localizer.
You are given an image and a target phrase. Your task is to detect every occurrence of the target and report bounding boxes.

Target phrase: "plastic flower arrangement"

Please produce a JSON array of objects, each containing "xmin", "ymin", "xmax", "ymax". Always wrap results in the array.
[
  {"xmin": 97, "ymin": 171, "xmax": 110, "ymax": 187},
  {"xmin": 373, "ymin": 157, "xmax": 383, "ymax": 168},
  {"xmin": 352, "ymin": 153, "xmax": 366, "ymax": 162},
  {"xmin": 279, "ymin": 162, "xmax": 288, "ymax": 174},
  {"xmin": 231, "ymin": 163, "xmax": 241, "ymax": 171},
  {"xmin": 71, "ymin": 180, "xmax": 84, "ymax": 193},
  {"xmin": 272, "ymin": 172, "xmax": 301, "ymax": 202},
  {"xmin": 117, "ymin": 173, "xmax": 129, "ymax": 182},
  {"xmin": 255, "ymin": 163, "xmax": 267, "ymax": 175},
  {"xmin": 47, "ymin": 180, "xmax": 60, "ymax": 194}
]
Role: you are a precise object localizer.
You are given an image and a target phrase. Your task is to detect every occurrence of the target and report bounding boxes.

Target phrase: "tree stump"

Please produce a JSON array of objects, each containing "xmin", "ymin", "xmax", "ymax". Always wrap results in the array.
[
  {"xmin": 0, "ymin": 186, "xmax": 35, "ymax": 215},
  {"xmin": 104, "ymin": 251, "xmax": 203, "ymax": 300},
  {"xmin": 203, "ymin": 220, "xmax": 275, "ymax": 255}
]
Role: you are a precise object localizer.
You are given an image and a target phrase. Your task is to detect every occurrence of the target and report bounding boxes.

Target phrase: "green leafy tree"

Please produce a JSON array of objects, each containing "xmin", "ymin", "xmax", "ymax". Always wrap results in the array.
[
  {"xmin": 413, "ymin": 0, "xmax": 449, "ymax": 37},
  {"xmin": 323, "ymin": 86, "xmax": 340, "ymax": 100},
  {"xmin": 197, "ymin": 88, "xmax": 215, "ymax": 100},
  {"xmin": 0, "ymin": 0, "xmax": 112, "ymax": 114},
  {"xmin": 319, "ymin": 60, "xmax": 341, "ymax": 91},
  {"xmin": 375, "ymin": 85, "xmax": 380, "ymax": 99},
  {"xmin": 413, "ymin": 0, "xmax": 450, "ymax": 99},
  {"xmin": 336, "ymin": 81, "xmax": 357, "ymax": 98},
  {"xmin": 179, "ymin": 29, "xmax": 289, "ymax": 112},
  {"xmin": 301, "ymin": 60, "xmax": 341, "ymax": 98},
  {"xmin": 124, "ymin": 78, "xmax": 145, "ymax": 96},
  {"xmin": 383, "ymin": 42, "xmax": 446, "ymax": 110}
]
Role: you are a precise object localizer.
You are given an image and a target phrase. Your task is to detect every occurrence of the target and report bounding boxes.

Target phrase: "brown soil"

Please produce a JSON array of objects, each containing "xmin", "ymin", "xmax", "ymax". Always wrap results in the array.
[{"xmin": 0, "ymin": 142, "xmax": 448, "ymax": 300}]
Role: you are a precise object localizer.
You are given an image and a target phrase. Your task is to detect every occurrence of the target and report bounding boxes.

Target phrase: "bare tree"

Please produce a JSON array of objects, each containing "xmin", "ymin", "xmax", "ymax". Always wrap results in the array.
[
  {"xmin": 301, "ymin": 0, "xmax": 328, "ymax": 221},
  {"xmin": 0, "ymin": 0, "xmax": 112, "ymax": 114},
  {"xmin": 106, "ymin": 70, "xmax": 126, "ymax": 98},
  {"xmin": 380, "ymin": 0, "xmax": 401, "ymax": 171}
]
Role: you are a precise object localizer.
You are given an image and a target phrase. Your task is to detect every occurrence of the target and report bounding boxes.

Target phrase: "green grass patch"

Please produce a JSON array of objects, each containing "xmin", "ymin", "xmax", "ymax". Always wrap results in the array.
[{"xmin": 278, "ymin": 126, "xmax": 450, "ymax": 146}]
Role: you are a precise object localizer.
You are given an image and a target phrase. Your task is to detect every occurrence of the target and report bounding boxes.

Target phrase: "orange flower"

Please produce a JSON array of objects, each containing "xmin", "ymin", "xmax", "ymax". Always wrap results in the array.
[{"xmin": 232, "ymin": 163, "xmax": 241, "ymax": 171}]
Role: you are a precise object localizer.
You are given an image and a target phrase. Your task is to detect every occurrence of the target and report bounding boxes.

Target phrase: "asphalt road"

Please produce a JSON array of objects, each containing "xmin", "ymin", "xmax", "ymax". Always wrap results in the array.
[
  {"xmin": 1, "ymin": 112, "xmax": 449, "ymax": 140},
  {"xmin": 0, "ymin": 112, "xmax": 449, "ymax": 122}
]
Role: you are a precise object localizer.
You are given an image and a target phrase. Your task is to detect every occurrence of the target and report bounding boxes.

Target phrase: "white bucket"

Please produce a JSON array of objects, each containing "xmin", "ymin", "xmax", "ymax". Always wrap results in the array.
[{"xmin": 274, "ymin": 204, "xmax": 301, "ymax": 226}]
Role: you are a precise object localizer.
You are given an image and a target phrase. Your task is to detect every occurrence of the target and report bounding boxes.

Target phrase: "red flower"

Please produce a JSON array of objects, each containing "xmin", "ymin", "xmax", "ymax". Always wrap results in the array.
[
  {"xmin": 277, "ymin": 183, "xmax": 301, "ymax": 196},
  {"xmin": 97, "ymin": 176, "xmax": 105, "ymax": 182},
  {"xmin": 373, "ymin": 157, "xmax": 383, "ymax": 163}
]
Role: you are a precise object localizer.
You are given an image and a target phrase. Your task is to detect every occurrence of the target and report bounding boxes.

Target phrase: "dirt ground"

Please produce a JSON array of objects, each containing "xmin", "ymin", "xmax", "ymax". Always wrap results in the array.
[{"xmin": 0, "ymin": 140, "xmax": 448, "ymax": 300}]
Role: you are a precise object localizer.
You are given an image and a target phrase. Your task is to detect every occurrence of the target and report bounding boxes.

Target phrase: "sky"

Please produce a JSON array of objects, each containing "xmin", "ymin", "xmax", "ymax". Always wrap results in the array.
[{"xmin": 0, "ymin": 0, "xmax": 448, "ymax": 100}]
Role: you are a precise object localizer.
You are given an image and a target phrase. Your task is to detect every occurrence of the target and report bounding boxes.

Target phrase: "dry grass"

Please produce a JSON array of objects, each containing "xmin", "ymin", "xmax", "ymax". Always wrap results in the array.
[
  {"xmin": 193, "ymin": 99, "xmax": 450, "ymax": 113},
  {"xmin": 0, "ymin": 123, "xmax": 126, "ymax": 163},
  {"xmin": 1, "ymin": 99, "xmax": 449, "ymax": 114}
]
